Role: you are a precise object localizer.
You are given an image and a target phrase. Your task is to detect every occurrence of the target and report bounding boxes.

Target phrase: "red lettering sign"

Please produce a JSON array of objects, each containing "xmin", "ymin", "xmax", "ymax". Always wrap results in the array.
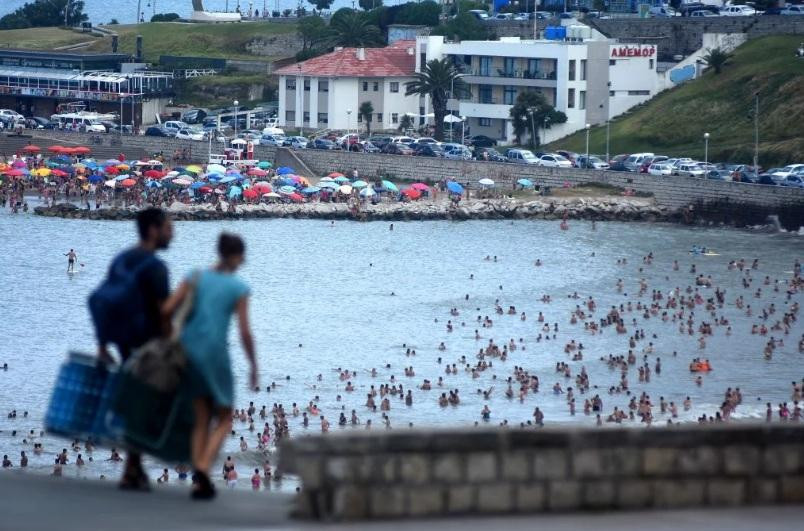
[{"xmin": 610, "ymin": 46, "xmax": 655, "ymax": 58}]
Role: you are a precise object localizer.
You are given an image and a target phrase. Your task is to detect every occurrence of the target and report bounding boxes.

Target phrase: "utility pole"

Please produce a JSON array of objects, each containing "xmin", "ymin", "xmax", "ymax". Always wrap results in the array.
[
  {"xmin": 65, "ymin": 0, "xmax": 70, "ymax": 27},
  {"xmin": 136, "ymin": 0, "xmax": 142, "ymax": 23},
  {"xmin": 753, "ymin": 92, "xmax": 759, "ymax": 171}
]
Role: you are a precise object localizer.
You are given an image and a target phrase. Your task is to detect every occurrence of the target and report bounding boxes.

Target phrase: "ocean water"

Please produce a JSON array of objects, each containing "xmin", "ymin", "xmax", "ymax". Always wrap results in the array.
[
  {"xmin": 1, "ymin": 0, "xmax": 408, "ymax": 25},
  {"xmin": 0, "ymin": 205, "xmax": 802, "ymax": 488}
]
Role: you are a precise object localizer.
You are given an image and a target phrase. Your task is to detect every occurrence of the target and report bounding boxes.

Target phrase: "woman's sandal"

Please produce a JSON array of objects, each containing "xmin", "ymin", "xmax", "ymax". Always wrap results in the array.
[{"xmin": 191, "ymin": 471, "xmax": 216, "ymax": 500}]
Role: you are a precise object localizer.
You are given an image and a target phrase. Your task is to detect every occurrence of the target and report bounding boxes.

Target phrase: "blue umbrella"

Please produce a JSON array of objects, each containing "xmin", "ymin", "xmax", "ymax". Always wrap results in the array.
[
  {"xmin": 279, "ymin": 185, "xmax": 296, "ymax": 194},
  {"xmin": 228, "ymin": 186, "xmax": 242, "ymax": 199},
  {"xmin": 352, "ymin": 180, "xmax": 368, "ymax": 189},
  {"xmin": 277, "ymin": 166, "xmax": 294, "ymax": 175},
  {"xmin": 276, "ymin": 178, "xmax": 295, "ymax": 187},
  {"xmin": 220, "ymin": 176, "xmax": 237, "ymax": 184},
  {"xmin": 517, "ymin": 178, "xmax": 533, "ymax": 187},
  {"xmin": 302, "ymin": 186, "xmax": 321, "ymax": 194},
  {"xmin": 88, "ymin": 174, "xmax": 103, "ymax": 184},
  {"xmin": 318, "ymin": 181, "xmax": 338, "ymax": 189},
  {"xmin": 147, "ymin": 180, "xmax": 162, "ymax": 189},
  {"xmin": 447, "ymin": 181, "xmax": 464, "ymax": 194},
  {"xmin": 190, "ymin": 181, "xmax": 206, "ymax": 189},
  {"xmin": 382, "ymin": 180, "xmax": 399, "ymax": 193},
  {"xmin": 334, "ymin": 176, "xmax": 349, "ymax": 184}
]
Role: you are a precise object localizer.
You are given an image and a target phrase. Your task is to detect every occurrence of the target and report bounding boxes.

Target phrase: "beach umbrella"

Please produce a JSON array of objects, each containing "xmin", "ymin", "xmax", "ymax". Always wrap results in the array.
[
  {"xmin": 339, "ymin": 184, "xmax": 353, "ymax": 195},
  {"xmin": 3, "ymin": 169, "xmax": 24, "ymax": 177},
  {"xmin": 276, "ymin": 178, "xmax": 295, "ymax": 187},
  {"xmin": 190, "ymin": 181, "xmax": 206, "ymax": 190},
  {"xmin": 22, "ymin": 145, "xmax": 40, "ymax": 153},
  {"xmin": 243, "ymin": 189, "xmax": 259, "ymax": 200},
  {"xmin": 72, "ymin": 147, "xmax": 91, "ymax": 154},
  {"xmin": 446, "ymin": 181, "xmax": 464, "ymax": 194},
  {"xmin": 207, "ymin": 164, "xmax": 226, "ymax": 175},
  {"xmin": 47, "ymin": 146, "xmax": 65, "ymax": 153},
  {"xmin": 359, "ymin": 187, "xmax": 375, "ymax": 197},
  {"xmin": 185, "ymin": 165, "xmax": 203, "ymax": 174},
  {"xmin": 302, "ymin": 186, "xmax": 320, "ymax": 195},
  {"xmin": 328, "ymin": 172, "xmax": 344, "ymax": 178},
  {"xmin": 318, "ymin": 181, "xmax": 338, "ymax": 189},
  {"xmin": 279, "ymin": 185, "xmax": 296, "ymax": 195},
  {"xmin": 51, "ymin": 169, "xmax": 68, "ymax": 178},
  {"xmin": 381, "ymin": 180, "xmax": 399, "ymax": 193},
  {"xmin": 12, "ymin": 159, "xmax": 26, "ymax": 168},
  {"xmin": 402, "ymin": 188, "xmax": 422, "ymax": 200},
  {"xmin": 117, "ymin": 164, "xmax": 129, "ymax": 171},
  {"xmin": 104, "ymin": 166, "xmax": 120, "ymax": 175},
  {"xmin": 199, "ymin": 186, "xmax": 213, "ymax": 194},
  {"xmin": 247, "ymin": 168, "xmax": 267, "ymax": 177},
  {"xmin": 228, "ymin": 186, "xmax": 242, "ymax": 199},
  {"xmin": 33, "ymin": 168, "xmax": 51, "ymax": 177},
  {"xmin": 289, "ymin": 192, "xmax": 304, "ymax": 202},
  {"xmin": 297, "ymin": 176, "xmax": 311, "ymax": 187},
  {"xmin": 334, "ymin": 176, "xmax": 350, "ymax": 184},
  {"xmin": 146, "ymin": 180, "xmax": 162, "ymax": 189},
  {"xmin": 478, "ymin": 178, "xmax": 495, "ymax": 187},
  {"xmin": 121, "ymin": 178, "xmax": 137, "ymax": 188},
  {"xmin": 517, "ymin": 178, "xmax": 534, "ymax": 187},
  {"xmin": 173, "ymin": 178, "xmax": 193, "ymax": 186},
  {"xmin": 264, "ymin": 192, "xmax": 280, "ymax": 199},
  {"xmin": 88, "ymin": 174, "xmax": 103, "ymax": 184},
  {"xmin": 144, "ymin": 169, "xmax": 163, "ymax": 178},
  {"xmin": 115, "ymin": 174, "xmax": 131, "ymax": 181},
  {"xmin": 220, "ymin": 176, "xmax": 237, "ymax": 184},
  {"xmin": 277, "ymin": 166, "xmax": 294, "ymax": 175},
  {"xmin": 411, "ymin": 183, "xmax": 430, "ymax": 192},
  {"xmin": 257, "ymin": 161, "xmax": 272, "ymax": 169},
  {"xmin": 320, "ymin": 176, "xmax": 335, "ymax": 182},
  {"xmin": 352, "ymin": 180, "xmax": 368, "ymax": 189},
  {"xmin": 253, "ymin": 183, "xmax": 272, "ymax": 194},
  {"xmin": 104, "ymin": 179, "xmax": 116, "ymax": 188}
]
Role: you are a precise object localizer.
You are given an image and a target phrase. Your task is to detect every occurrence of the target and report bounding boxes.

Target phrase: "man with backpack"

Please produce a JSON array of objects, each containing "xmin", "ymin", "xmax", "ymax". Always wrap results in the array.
[{"xmin": 91, "ymin": 207, "xmax": 173, "ymax": 491}]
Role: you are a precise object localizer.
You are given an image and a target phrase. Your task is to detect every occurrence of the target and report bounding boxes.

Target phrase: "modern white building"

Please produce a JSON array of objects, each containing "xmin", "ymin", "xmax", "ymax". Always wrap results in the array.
[
  {"xmin": 275, "ymin": 40, "xmax": 421, "ymax": 133},
  {"xmin": 417, "ymin": 32, "xmax": 660, "ymax": 143}
]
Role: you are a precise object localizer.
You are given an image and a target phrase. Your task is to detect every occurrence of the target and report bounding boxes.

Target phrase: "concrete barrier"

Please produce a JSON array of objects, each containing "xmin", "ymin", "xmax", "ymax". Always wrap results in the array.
[{"xmin": 278, "ymin": 424, "xmax": 804, "ymax": 520}]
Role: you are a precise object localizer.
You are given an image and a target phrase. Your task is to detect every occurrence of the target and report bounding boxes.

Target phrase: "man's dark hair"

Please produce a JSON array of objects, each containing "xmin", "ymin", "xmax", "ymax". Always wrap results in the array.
[
  {"xmin": 136, "ymin": 208, "xmax": 167, "ymax": 240},
  {"xmin": 218, "ymin": 233, "xmax": 245, "ymax": 258}
]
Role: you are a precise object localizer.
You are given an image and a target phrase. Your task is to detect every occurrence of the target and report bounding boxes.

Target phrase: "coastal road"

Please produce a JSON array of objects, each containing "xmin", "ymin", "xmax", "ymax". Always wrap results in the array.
[{"xmin": 1, "ymin": 473, "xmax": 803, "ymax": 531}]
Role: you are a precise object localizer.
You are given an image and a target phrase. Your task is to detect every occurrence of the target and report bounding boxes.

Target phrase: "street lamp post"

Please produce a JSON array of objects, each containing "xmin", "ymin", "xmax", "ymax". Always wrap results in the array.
[
  {"xmin": 584, "ymin": 123, "xmax": 590, "ymax": 169},
  {"xmin": 704, "ymin": 132, "xmax": 710, "ymax": 166},
  {"xmin": 233, "ymin": 99, "xmax": 239, "ymax": 140},
  {"xmin": 346, "ymin": 109, "xmax": 352, "ymax": 149},
  {"xmin": 605, "ymin": 119, "xmax": 610, "ymax": 163},
  {"xmin": 753, "ymin": 92, "xmax": 759, "ymax": 171},
  {"xmin": 527, "ymin": 106, "xmax": 538, "ymax": 148}
]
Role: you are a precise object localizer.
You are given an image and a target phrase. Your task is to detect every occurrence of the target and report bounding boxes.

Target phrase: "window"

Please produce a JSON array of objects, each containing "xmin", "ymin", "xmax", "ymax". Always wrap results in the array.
[
  {"xmin": 376, "ymin": 113, "xmax": 383, "ymax": 123},
  {"xmin": 392, "ymin": 113, "xmax": 399, "ymax": 124},
  {"xmin": 580, "ymin": 59, "xmax": 587, "ymax": 81},
  {"xmin": 528, "ymin": 58, "xmax": 539, "ymax": 76},
  {"xmin": 478, "ymin": 117, "xmax": 492, "ymax": 127},
  {"xmin": 609, "ymin": 59, "xmax": 616, "ymax": 66},
  {"xmin": 628, "ymin": 90, "xmax": 650, "ymax": 96},
  {"xmin": 419, "ymin": 106, "xmax": 425, "ymax": 125},
  {"xmin": 649, "ymin": 59, "xmax": 654, "ymax": 69},
  {"xmin": 503, "ymin": 57, "xmax": 515, "ymax": 76},
  {"xmin": 373, "ymin": 81, "xmax": 379, "ymax": 92},
  {"xmin": 568, "ymin": 60, "xmax": 576, "ymax": 81},
  {"xmin": 286, "ymin": 79, "xmax": 296, "ymax": 90},
  {"xmin": 610, "ymin": 90, "xmax": 616, "ymax": 96},
  {"xmin": 303, "ymin": 79, "xmax": 310, "ymax": 92},
  {"xmin": 503, "ymin": 86, "xmax": 517, "ymax": 105},
  {"xmin": 318, "ymin": 112, "xmax": 328, "ymax": 124},
  {"xmin": 285, "ymin": 110, "xmax": 295, "ymax": 121},
  {"xmin": 303, "ymin": 111, "xmax": 310, "ymax": 122},
  {"xmin": 579, "ymin": 90, "xmax": 586, "ymax": 110},
  {"xmin": 357, "ymin": 114, "xmax": 363, "ymax": 123},
  {"xmin": 479, "ymin": 56, "xmax": 491, "ymax": 76},
  {"xmin": 390, "ymin": 81, "xmax": 399, "ymax": 93},
  {"xmin": 319, "ymin": 80, "xmax": 329, "ymax": 92},
  {"xmin": 567, "ymin": 88, "xmax": 575, "ymax": 109},
  {"xmin": 420, "ymin": 52, "xmax": 426, "ymax": 68},
  {"xmin": 362, "ymin": 81, "xmax": 368, "ymax": 91},
  {"xmin": 463, "ymin": 55, "xmax": 471, "ymax": 65},
  {"xmin": 479, "ymin": 85, "xmax": 493, "ymax": 104}
]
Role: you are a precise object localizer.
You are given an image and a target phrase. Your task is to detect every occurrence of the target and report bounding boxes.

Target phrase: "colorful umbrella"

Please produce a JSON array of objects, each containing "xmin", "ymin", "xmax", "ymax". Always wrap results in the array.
[
  {"xmin": 88, "ymin": 174, "xmax": 103, "ymax": 184},
  {"xmin": 22, "ymin": 145, "xmax": 40, "ymax": 153},
  {"xmin": 3, "ymin": 169, "xmax": 24, "ymax": 177},
  {"xmin": 478, "ymin": 178, "xmax": 495, "ymax": 187},
  {"xmin": 334, "ymin": 176, "xmax": 350, "ymax": 184},
  {"xmin": 207, "ymin": 164, "xmax": 226, "ymax": 174},
  {"xmin": 446, "ymin": 181, "xmax": 464, "ymax": 194},
  {"xmin": 247, "ymin": 168, "xmax": 267, "ymax": 177},
  {"xmin": 402, "ymin": 188, "xmax": 422, "ymax": 200},
  {"xmin": 411, "ymin": 183, "xmax": 430, "ymax": 191},
  {"xmin": 51, "ymin": 169, "xmax": 68, "ymax": 177},
  {"xmin": 302, "ymin": 186, "xmax": 321, "ymax": 194},
  {"xmin": 104, "ymin": 179, "xmax": 116, "ymax": 188},
  {"xmin": 72, "ymin": 147, "xmax": 91, "ymax": 154},
  {"xmin": 173, "ymin": 178, "xmax": 193, "ymax": 186},
  {"xmin": 278, "ymin": 185, "xmax": 296, "ymax": 195},
  {"xmin": 47, "ymin": 146, "xmax": 65, "ymax": 153},
  {"xmin": 253, "ymin": 183, "xmax": 272, "ymax": 194},
  {"xmin": 352, "ymin": 180, "xmax": 368, "ymax": 189},
  {"xmin": 277, "ymin": 166, "xmax": 294, "ymax": 175},
  {"xmin": 359, "ymin": 186, "xmax": 375, "ymax": 197},
  {"xmin": 257, "ymin": 161, "xmax": 272, "ymax": 169},
  {"xmin": 328, "ymin": 172, "xmax": 344, "ymax": 178},
  {"xmin": 243, "ymin": 189, "xmax": 259, "ymax": 200},
  {"xmin": 121, "ymin": 178, "xmax": 137, "ymax": 188},
  {"xmin": 517, "ymin": 178, "xmax": 534, "ymax": 187},
  {"xmin": 289, "ymin": 192, "xmax": 304, "ymax": 202},
  {"xmin": 381, "ymin": 180, "xmax": 399, "ymax": 193},
  {"xmin": 33, "ymin": 168, "xmax": 51, "ymax": 177},
  {"xmin": 339, "ymin": 184, "xmax": 353, "ymax": 195}
]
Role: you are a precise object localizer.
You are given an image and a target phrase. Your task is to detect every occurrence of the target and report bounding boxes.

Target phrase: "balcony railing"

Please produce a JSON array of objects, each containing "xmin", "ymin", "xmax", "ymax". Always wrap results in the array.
[{"xmin": 461, "ymin": 68, "xmax": 557, "ymax": 80}]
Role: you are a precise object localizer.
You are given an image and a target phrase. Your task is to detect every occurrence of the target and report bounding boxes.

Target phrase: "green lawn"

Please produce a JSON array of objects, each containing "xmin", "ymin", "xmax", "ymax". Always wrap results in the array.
[
  {"xmin": 0, "ymin": 27, "xmax": 99, "ymax": 49},
  {"xmin": 549, "ymin": 35, "xmax": 804, "ymax": 166}
]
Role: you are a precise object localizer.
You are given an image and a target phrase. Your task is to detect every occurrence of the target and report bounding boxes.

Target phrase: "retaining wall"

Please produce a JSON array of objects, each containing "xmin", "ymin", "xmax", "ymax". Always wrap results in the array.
[
  {"xmin": 278, "ymin": 424, "xmax": 804, "ymax": 520},
  {"xmin": 287, "ymin": 148, "xmax": 804, "ymax": 210}
]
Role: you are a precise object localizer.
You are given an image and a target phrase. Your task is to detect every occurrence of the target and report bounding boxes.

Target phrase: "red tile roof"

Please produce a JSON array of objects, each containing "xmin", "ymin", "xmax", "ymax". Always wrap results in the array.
[{"xmin": 275, "ymin": 40, "xmax": 416, "ymax": 78}]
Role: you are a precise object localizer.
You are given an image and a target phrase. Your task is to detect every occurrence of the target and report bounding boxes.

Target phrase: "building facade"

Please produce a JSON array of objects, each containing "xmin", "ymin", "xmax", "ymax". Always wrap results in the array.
[
  {"xmin": 275, "ymin": 41, "xmax": 421, "ymax": 133},
  {"xmin": 418, "ymin": 33, "xmax": 659, "ymax": 144}
]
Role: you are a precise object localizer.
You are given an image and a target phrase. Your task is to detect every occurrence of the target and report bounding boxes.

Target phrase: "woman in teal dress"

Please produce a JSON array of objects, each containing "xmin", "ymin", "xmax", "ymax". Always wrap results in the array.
[{"xmin": 164, "ymin": 233, "xmax": 258, "ymax": 499}]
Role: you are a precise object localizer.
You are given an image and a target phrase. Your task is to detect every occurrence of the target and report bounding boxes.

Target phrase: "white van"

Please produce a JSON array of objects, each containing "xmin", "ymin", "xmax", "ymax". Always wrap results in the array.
[
  {"xmin": 506, "ymin": 149, "xmax": 540, "ymax": 164},
  {"xmin": 50, "ymin": 112, "xmax": 108, "ymax": 133},
  {"xmin": 624, "ymin": 152, "xmax": 654, "ymax": 172}
]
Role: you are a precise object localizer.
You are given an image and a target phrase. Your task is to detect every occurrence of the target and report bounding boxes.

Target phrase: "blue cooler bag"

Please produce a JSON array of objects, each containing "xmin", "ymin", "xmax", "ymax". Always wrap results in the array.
[{"xmin": 45, "ymin": 352, "xmax": 123, "ymax": 446}]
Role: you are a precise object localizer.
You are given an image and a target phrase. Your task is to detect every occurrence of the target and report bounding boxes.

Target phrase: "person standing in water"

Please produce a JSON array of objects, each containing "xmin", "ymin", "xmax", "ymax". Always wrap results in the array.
[
  {"xmin": 163, "ymin": 233, "xmax": 258, "ymax": 500},
  {"xmin": 64, "ymin": 249, "xmax": 77, "ymax": 273}
]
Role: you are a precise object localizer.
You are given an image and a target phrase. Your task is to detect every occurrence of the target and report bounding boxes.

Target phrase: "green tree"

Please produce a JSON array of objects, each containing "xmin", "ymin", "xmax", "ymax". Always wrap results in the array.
[
  {"xmin": 405, "ymin": 58, "xmax": 469, "ymax": 141},
  {"xmin": 431, "ymin": 12, "xmax": 494, "ymax": 42},
  {"xmin": 0, "ymin": 0, "xmax": 87, "ymax": 29},
  {"xmin": 359, "ymin": 101, "xmax": 375, "ymax": 137},
  {"xmin": 359, "ymin": 0, "xmax": 383, "ymax": 10},
  {"xmin": 701, "ymin": 47, "xmax": 732, "ymax": 75},
  {"xmin": 398, "ymin": 113, "xmax": 414, "ymax": 132},
  {"xmin": 330, "ymin": 9, "xmax": 383, "ymax": 47},
  {"xmin": 509, "ymin": 91, "xmax": 567, "ymax": 147},
  {"xmin": 297, "ymin": 15, "xmax": 333, "ymax": 54},
  {"xmin": 307, "ymin": 0, "xmax": 334, "ymax": 11}
]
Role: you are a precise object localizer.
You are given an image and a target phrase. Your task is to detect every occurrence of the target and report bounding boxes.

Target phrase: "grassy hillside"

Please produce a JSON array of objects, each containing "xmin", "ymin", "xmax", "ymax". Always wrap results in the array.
[
  {"xmin": 89, "ymin": 22, "xmax": 297, "ymax": 62},
  {"xmin": 550, "ymin": 35, "xmax": 804, "ymax": 166},
  {"xmin": 0, "ymin": 27, "xmax": 99, "ymax": 49}
]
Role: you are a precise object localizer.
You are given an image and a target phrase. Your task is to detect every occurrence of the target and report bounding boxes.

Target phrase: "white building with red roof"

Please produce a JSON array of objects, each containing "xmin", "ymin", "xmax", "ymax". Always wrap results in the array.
[{"xmin": 275, "ymin": 40, "xmax": 421, "ymax": 132}]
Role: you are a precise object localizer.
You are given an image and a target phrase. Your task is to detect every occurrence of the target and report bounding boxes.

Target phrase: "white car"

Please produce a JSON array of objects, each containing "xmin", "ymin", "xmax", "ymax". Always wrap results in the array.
[
  {"xmin": 648, "ymin": 163, "xmax": 672, "ymax": 176},
  {"xmin": 690, "ymin": 9, "xmax": 718, "ymax": 17},
  {"xmin": 537, "ymin": 154, "xmax": 573, "ymax": 168},
  {"xmin": 506, "ymin": 149, "xmax": 540, "ymax": 164},
  {"xmin": 721, "ymin": 5, "xmax": 756, "ymax": 16},
  {"xmin": 781, "ymin": 5, "xmax": 804, "ymax": 14},
  {"xmin": 175, "ymin": 128, "xmax": 205, "ymax": 141},
  {"xmin": 771, "ymin": 164, "xmax": 804, "ymax": 179},
  {"xmin": 650, "ymin": 6, "xmax": 679, "ymax": 17},
  {"xmin": 443, "ymin": 144, "xmax": 472, "ymax": 160},
  {"xmin": 674, "ymin": 163, "xmax": 706, "ymax": 178},
  {"xmin": 285, "ymin": 136, "xmax": 309, "ymax": 149},
  {"xmin": 162, "ymin": 120, "xmax": 189, "ymax": 135},
  {"xmin": 260, "ymin": 134, "xmax": 285, "ymax": 146}
]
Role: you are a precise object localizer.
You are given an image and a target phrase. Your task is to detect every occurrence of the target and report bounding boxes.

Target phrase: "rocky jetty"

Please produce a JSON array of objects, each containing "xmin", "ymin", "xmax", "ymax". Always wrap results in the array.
[{"xmin": 35, "ymin": 197, "xmax": 677, "ymax": 223}]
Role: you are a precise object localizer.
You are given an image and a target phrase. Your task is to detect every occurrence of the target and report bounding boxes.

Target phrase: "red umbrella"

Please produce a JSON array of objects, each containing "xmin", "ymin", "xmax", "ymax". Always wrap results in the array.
[
  {"xmin": 144, "ymin": 169, "xmax": 163, "ymax": 178},
  {"xmin": 47, "ymin": 145, "xmax": 65, "ymax": 153},
  {"xmin": 247, "ymin": 168, "xmax": 267, "ymax": 176},
  {"xmin": 3, "ymin": 169, "xmax": 24, "ymax": 177},
  {"xmin": 72, "ymin": 146, "xmax": 91, "ymax": 154},
  {"xmin": 402, "ymin": 188, "xmax": 422, "ymax": 200},
  {"xmin": 22, "ymin": 145, "xmax": 40, "ymax": 153},
  {"xmin": 199, "ymin": 186, "xmax": 213, "ymax": 194},
  {"xmin": 104, "ymin": 166, "xmax": 120, "ymax": 175},
  {"xmin": 243, "ymin": 189, "xmax": 259, "ymax": 200},
  {"xmin": 289, "ymin": 192, "xmax": 304, "ymax": 202},
  {"xmin": 253, "ymin": 183, "xmax": 272, "ymax": 194},
  {"xmin": 61, "ymin": 147, "xmax": 77, "ymax": 155},
  {"xmin": 51, "ymin": 169, "xmax": 68, "ymax": 177},
  {"xmin": 120, "ymin": 178, "xmax": 137, "ymax": 188}
]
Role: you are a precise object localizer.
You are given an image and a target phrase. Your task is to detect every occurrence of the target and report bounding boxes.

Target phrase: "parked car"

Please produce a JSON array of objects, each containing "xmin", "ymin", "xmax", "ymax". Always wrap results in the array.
[
  {"xmin": 176, "ymin": 128, "xmax": 205, "ymax": 141},
  {"xmin": 312, "ymin": 138, "xmax": 338, "ymax": 150},
  {"xmin": 690, "ymin": 9, "xmax": 718, "ymax": 16},
  {"xmin": 144, "ymin": 125, "xmax": 171, "ymax": 137},
  {"xmin": 731, "ymin": 169, "xmax": 757, "ymax": 183},
  {"xmin": 674, "ymin": 163, "xmax": 706, "ymax": 178},
  {"xmin": 466, "ymin": 134, "xmax": 497, "ymax": 148},
  {"xmin": 414, "ymin": 144, "xmax": 445, "ymax": 157},
  {"xmin": 382, "ymin": 142, "xmax": 414, "ymax": 155},
  {"xmin": 26, "ymin": 116, "xmax": 51, "ymax": 129},
  {"xmin": 468, "ymin": 9, "xmax": 489, "ymax": 20},
  {"xmin": 162, "ymin": 120, "xmax": 189, "ymax": 136},
  {"xmin": 260, "ymin": 134, "xmax": 286, "ymax": 146},
  {"xmin": 608, "ymin": 154, "xmax": 630, "ymax": 171},
  {"xmin": 721, "ymin": 5, "xmax": 756, "ymax": 16},
  {"xmin": 623, "ymin": 152, "xmax": 654, "ymax": 172},
  {"xmin": 575, "ymin": 155, "xmax": 609, "ymax": 170},
  {"xmin": 556, "ymin": 150, "xmax": 579, "ymax": 164},
  {"xmin": 413, "ymin": 137, "xmax": 439, "ymax": 146},
  {"xmin": 706, "ymin": 169, "xmax": 731, "ymax": 180},
  {"xmin": 781, "ymin": 5, "xmax": 804, "ymax": 15},
  {"xmin": 473, "ymin": 147, "xmax": 507, "ymax": 162},
  {"xmin": 284, "ymin": 136, "xmax": 309, "ymax": 149},
  {"xmin": 770, "ymin": 164, "xmax": 804, "ymax": 179},
  {"xmin": 442, "ymin": 143, "xmax": 473, "ymax": 160},
  {"xmin": 650, "ymin": 6, "xmax": 680, "ymax": 17},
  {"xmin": 537, "ymin": 154, "xmax": 573, "ymax": 168},
  {"xmin": 756, "ymin": 173, "xmax": 779, "ymax": 185},
  {"xmin": 391, "ymin": 135, "xmax": 416, "ymax": 145},
  {"xmin": 648, "ymin": 163, "xmax": 673, "ymax": 176},
  {"xmin": 507, "ymin": 148, "xmax": 540, "ymax": 164},
  {"xmin": 367, "ymin": 135, "xmax": 393, "ymax": 149},
  {"xmin": 781, "ymin": 175, "xmax": 804, "ymax": 187},
  {"xmin": 359, "ymin": 141, "xmax": 381, "ymax": 153},
  {"xmin": 181, "ymin": 108, "xmax": 208, "ymax": 124},
  {"xmin": 493, "ymin": 13, "xmax": 513, "ymax": 20}
]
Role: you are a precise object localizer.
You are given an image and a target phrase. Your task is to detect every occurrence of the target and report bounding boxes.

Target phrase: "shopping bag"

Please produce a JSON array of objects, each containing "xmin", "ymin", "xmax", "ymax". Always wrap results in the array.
[{"xmin": 45, "ymin": 352, "xmax": 123, "ymax": 446}]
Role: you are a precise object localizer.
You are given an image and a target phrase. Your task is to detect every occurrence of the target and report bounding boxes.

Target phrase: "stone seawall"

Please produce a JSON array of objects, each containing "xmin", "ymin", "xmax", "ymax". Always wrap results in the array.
[
  {"xmin": 278, "ymin": 424, "xmax": 804, "ymax": 520},
  {"xmin": 288, "ymin": 149, "xmax": 804, "ymax": 211}
]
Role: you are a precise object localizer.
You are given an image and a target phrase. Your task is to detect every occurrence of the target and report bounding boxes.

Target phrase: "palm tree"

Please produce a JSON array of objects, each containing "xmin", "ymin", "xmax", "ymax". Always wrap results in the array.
[
  {"xmin": 330, "ymin": 10, "xmax": 382, "ymax": 47},
  {"xmin": 405, "ymin": 58, "xmax": 469, "ymax": 141},
  {"xmin": 701, "ymin": 47, "xmax": 732, "ymax": 75},
  {"xmin": 359, "ymin": 101, "xmax": 374, "ymax": 137}
]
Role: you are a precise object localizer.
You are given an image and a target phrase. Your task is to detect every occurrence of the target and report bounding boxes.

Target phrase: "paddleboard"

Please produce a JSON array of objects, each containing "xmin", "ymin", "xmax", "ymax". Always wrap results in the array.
[{"xmin": 703, "ymin": 252, "xmax": 720, "ymax": 256}]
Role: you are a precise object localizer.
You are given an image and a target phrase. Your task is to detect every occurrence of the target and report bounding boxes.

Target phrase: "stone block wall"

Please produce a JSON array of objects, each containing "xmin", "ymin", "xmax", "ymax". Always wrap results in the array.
[
  {"xmin": 288, "ymin": 149, "xmax": 804, "ymax": 210},
  {"xmin": 278, "ymin": 425, "xmax": 804, "ymax": 520}
]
